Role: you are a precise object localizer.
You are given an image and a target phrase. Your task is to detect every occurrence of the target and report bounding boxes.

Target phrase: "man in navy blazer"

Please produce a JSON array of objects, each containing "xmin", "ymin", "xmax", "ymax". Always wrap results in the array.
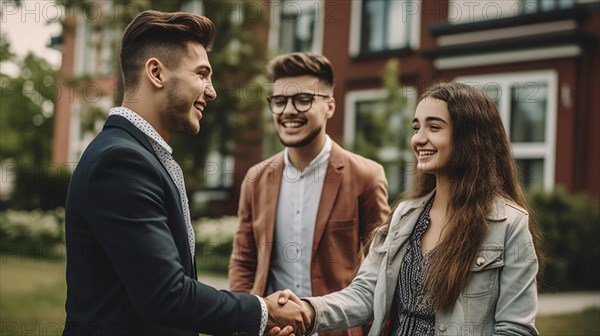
[{"xmin": 63, "ymin": 10, "xmax": 309, "ymax": 336}]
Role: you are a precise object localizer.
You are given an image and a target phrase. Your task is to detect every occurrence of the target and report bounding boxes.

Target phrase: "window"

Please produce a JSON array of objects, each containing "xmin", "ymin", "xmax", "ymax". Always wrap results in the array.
[
  {"xmin": 345, "ymin": 88, "xmax": 416, "ymax": 197},
  {"xmin": 75, "ymin": 22, "xmax": 119, "ymax": 76},
  {"xmin": 269, "ymin": 0, "xmax": 324, "ymax": 54},
  {"xmin": 350, "ymin": 0, "xmax": 420, "ymax": 56},
  {"xmin": 203, "ymin": 150, "xmax": 234, "ymax": 189},
  {"xmin": 447, "ymin": 0, "xmax": 581, "ymax": 24},
  {"xmin": 456, "ymin": 71, "xmax": 558, "ymax": 191},
  {"xmin": 522, "ymin": 0, "xmax": 575, "ymax": 14}
]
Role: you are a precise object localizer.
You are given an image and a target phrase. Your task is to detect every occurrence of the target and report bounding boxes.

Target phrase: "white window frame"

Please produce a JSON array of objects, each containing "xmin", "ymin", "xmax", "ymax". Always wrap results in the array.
[
  {"xmin": 447, "ymin": 0, "xmax": 595, "ymax": 24},
  {"xmin": 349, "ymin": 0, "xmax": 421, "ymax": 57},
  {"xmin": 268, "ymin": 0, "xmax": 324, "ymax": 54},
  {"xmin": 456, "ymin": 71, "xmax": 558, "ymax": 191},
  {"xmin": 345, "ymin": 87, "xmax": 417, "ymax": 195}
]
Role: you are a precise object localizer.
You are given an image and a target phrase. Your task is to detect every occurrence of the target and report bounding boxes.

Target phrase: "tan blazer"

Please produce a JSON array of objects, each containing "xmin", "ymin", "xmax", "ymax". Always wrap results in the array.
[{"xmin": 229, "ymin": 141, "xmax": 390, "ymax": 336}]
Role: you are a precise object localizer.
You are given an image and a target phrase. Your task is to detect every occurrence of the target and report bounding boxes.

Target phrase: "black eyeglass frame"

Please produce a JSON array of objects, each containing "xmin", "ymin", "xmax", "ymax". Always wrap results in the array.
[{"xmin": 266, "ymin": 93, "xmax": 332, "ymax": 114}]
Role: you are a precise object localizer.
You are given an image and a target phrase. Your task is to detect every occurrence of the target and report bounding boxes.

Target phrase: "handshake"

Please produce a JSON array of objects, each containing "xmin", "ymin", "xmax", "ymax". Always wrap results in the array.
[{"xmin": 264, "ymin": 289, "xmax": 316, "ymax": 336}]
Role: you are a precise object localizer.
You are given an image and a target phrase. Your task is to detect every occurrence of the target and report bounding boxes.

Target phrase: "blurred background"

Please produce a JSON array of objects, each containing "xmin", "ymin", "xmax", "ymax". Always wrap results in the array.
[{"xmin": 1, "ymin": 0, "xmax": 599, "ymax": 335}]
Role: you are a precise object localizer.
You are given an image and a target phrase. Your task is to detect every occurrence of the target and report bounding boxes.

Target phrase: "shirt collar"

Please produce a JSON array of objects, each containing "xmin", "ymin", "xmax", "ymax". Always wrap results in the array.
[
  {"xmin": 109, "ymin": 107, "xmax": 172, "ymax": 154},
  {"xmin": 283, "ymin": 135, "xmax": 332, "ymax": 172}
]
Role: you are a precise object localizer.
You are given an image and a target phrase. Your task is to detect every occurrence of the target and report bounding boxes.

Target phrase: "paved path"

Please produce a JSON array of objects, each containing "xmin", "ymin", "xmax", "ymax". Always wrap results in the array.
[
  {"xmin": 198, "ymin": 274, "xmax": 599, "ymax": 316},
  {"xmin": 538, "ymin": 291, "xmax": 600, "ymax": 315}
]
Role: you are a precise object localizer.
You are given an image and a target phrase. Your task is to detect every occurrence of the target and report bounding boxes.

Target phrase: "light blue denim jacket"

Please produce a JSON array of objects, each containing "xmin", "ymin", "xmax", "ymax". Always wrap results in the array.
[{"xmin": 305, "ymin": 190, "xmax": 539, "ymax": 335}]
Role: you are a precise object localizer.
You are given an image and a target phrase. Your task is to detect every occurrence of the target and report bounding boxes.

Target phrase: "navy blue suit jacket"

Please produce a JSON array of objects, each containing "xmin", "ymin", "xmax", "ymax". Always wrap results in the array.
[{"xmin": 64, "ymin": 115, "xmax": 261, "ymax": 335}]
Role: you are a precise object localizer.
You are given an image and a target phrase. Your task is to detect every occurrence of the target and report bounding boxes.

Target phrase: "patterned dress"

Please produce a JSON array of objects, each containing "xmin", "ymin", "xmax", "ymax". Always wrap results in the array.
[{"xmin": 389, "ymin": 198, "xmax": 436, "ymax": 336}]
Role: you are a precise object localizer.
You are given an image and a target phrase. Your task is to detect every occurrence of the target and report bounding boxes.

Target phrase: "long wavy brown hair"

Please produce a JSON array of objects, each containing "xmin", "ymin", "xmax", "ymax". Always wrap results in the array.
[{"xmin": 396, "ymin": 82, "xmax": 544, "ymax": 312}]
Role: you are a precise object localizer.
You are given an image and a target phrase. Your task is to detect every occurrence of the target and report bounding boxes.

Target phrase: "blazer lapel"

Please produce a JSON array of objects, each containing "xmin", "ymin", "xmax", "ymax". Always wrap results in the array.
[
  {"xmin": 104, "ymin": 115, "xmax": 155, "ymax": 154},
  {"xmin": 104, "ymin": 115, "xmax": 193, "ymax": 269},
  {"xmin": 312, "ymin": 143, "xmax": 344, "ymax": 254},
  {"xmin": 264, "ymin": 154, "xmax": 285, "ymax": 248},
  {"xmin": 105, "ymin": 115, "xmax": 178, "ymax": 190}
]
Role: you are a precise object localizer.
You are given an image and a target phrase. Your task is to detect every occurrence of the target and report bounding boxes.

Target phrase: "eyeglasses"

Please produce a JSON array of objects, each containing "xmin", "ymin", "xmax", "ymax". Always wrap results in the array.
[{"xmin": 267, "ymin": 93, "xmax": 331, "ymax": 114}]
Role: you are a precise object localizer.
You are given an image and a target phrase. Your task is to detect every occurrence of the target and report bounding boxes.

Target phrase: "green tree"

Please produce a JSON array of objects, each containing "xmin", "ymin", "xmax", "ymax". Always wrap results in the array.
[
  {"xmin": 0, "ymin": 34, "xmax": 65, "ymax": 209},
  {"xmin": 352, "ymin": 59, "xmax": 412, "ymax": 198},
  {"xmin": 169, "ymin": 0, "xmax": 269, "ymax": 194},
  {"xmin": 57, "ymin": 0, "xmax": 269, "ymax": 199}
]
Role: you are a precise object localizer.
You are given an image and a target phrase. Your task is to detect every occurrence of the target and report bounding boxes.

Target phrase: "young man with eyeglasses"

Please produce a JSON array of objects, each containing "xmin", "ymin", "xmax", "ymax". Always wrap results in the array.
[{"xmin": 229, "ymin": 52, "xmax": 391, "ymax": 336}]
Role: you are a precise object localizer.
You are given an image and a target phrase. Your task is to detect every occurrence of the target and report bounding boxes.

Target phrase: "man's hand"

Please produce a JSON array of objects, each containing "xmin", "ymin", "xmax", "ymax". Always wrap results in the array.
[
  {"xmin": 276, "ymin": 290, "xmax": 316, "ymax": 330},
  {"xmin": 264, "ymin": 325, "xmax": 294, "ymax": 336},
  {"xmin": 264, "ymin": 289, "xmax": 311, "ymax": 335}
]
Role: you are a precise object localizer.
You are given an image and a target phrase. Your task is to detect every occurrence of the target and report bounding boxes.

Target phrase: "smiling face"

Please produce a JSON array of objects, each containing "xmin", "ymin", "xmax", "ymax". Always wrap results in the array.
[
  {"xmin": 163, "ymin": 41, "xmax": 216, "ymax": 136},
  {"xmin": 271, "ymin": 75, "xmax": 334, "ymax": 149},
  {"xmin": 411, "ymin": 97, "xmax": 453, "ymax": 176}
]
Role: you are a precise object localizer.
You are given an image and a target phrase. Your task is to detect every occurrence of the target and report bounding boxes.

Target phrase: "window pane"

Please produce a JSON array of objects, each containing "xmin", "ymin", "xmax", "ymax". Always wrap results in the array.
[
  {"xmin": 540, "ymin": 0, "xmax": 557, "ymax": 11},
  {"xmin": 353, "ymin": 99, "xmax": 409, "ymax": 196},
  {"xmin": 361, "ymin": 0, "xmax": 413, "ymax": 52},
  {"xmin": 522, "ymin": 0, "xmax": 538, "ymax": 14},
  {"xmin": 482, "ymin": 83, "xmax": 501, "ymax": 107},
  {"xmin": 523, "ymin": 0, "xmax": 574, "ymax": 13},
  {"xmin": 517, "ymin": 158, "xmax": 544, "ymax": 190},
  {"xmin": 355, "ymin": 101, "xmax": 383, "ymax": 152},
  {"xmin": 279, "ymin": 1, "xmax": 316, "ymax": 53},
  {"xmin": 383, "ymin": 162, "xmax": 406, "ymax": 197},
  {"xmin": 387, "ymin": 1, "xmax": 409, "ymax": 49},
  {"xmin": 510, "ymin": 82, "xmax": 547, "ymax": 142},
  {"xmin": 558, "ymin": 0, "xmax": 575, "ymax": 9},
  {"xmin": 363, "ymin": 0, "xmax": 385, "ymax": 51}
]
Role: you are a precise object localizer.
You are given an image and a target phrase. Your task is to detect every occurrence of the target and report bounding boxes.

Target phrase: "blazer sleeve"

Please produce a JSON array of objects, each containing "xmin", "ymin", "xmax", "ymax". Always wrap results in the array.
[
  {"xmin": 83, "ymin": 145, "xmax": 262, "ymax": 335},
  {"xmin": 358, "ymin": 163, "xmax": 390, "ymax": 246},
  {"xmin": 228, "ymin": 176, "xmax": 259, "ymax": 293}
]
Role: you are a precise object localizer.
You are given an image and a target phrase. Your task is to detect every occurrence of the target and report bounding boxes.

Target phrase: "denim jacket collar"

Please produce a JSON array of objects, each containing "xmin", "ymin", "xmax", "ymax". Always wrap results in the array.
[{"xmin": 392, "ymin": 189, "xmax": 512, "ymax": 224}]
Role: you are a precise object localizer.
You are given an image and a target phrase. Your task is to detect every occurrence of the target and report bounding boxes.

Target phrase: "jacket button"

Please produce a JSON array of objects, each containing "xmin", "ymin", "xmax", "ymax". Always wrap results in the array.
[
  {"xmin": 476, "ymin": 256, "xmax": 485, "ymax": 266},
  {"xmin": 439, "ymin": 324, "xmax": 446, "ymax": 332}
]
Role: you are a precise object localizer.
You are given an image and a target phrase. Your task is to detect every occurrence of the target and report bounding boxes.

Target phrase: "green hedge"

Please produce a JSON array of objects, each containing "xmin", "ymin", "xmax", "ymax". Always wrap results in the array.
[
  {"xmin": 193, "ymin": 216, "xmax": 237, "ymax": 274},
  {"xmin": 529, "ymin": 188, "xmax": 600, "ymax": 291},
  {"xmin": 0, "ymin": 210, "xmax": 237, "ymax": 273},
  {"xmin": 1, "ymin": 189, "xmax": 598, "ymax": 288},
  {"xmin": 0, "ymin": 208, "xmax": 65, "ymax": 260}
]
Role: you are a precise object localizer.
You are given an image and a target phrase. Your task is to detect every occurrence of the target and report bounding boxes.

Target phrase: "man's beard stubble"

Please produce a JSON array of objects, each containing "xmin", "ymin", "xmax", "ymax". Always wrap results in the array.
[
  {"xmin": 277, "ymin": 126, "xmax": 322, "ymax": 148},
  {"xmin": 166, "ymin": 78, "xmax": 200, "ymax": 135}
]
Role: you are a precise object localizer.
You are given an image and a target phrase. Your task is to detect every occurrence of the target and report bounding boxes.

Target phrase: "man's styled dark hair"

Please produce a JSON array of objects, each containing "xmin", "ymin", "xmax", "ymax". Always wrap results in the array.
[
  {"xmin": 266, "ymin": 52, "xmax": 334, "ymax": 89},
  {"xmin": 120, "ymin": 10, "xmax": 216, "ymax": 92}
]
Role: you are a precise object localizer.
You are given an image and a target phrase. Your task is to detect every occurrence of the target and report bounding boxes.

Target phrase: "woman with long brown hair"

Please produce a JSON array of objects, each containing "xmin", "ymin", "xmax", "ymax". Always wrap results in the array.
[{"xmin": 280, "ymin": 81, "xmax": 542, "ymax": 335}]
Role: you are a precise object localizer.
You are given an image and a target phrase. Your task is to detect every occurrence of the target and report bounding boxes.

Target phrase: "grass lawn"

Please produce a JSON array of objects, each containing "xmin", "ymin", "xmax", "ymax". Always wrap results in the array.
[
  {"xmin": 1, "ymin": 256, "xmax": 599, "ymax": 335},
  {"xmin": 0, "ymin": 255, "xmax": 66, "ymax": 335},
  {"xmin": 537, "ymin": 307, "xmax": 600, "ymax": 335}
]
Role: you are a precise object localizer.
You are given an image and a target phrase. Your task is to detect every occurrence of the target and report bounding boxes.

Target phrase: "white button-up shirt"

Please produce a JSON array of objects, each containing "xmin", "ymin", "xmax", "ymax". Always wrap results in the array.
[{"xmin": 266, "ymin": 135, "xmax": 332, "ymax": 297}]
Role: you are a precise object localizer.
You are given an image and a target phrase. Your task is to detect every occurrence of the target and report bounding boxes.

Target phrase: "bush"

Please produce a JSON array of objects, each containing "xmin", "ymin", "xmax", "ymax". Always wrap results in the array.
[
  {"xmin": 529, "ymin": 188, "xmax": 600, "ymax": 291},
  {"xmin": 0, "ymin": 208, "xmax": 65, "ymax": 259},
  {"xmin": 193, "ymin": 216, "xmax": 237, "ymax": 274}
]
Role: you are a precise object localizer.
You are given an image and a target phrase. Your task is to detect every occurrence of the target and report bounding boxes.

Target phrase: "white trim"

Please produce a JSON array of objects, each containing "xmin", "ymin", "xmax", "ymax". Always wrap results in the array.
[
  {"xmin": 68, "ymin": 99, "xmax": 82, "ymax": 162},
  {"xmin": 456, "ymin": 71, "xmax": 558, "ymax": 191},
  {"xmin": 313, "ymin": 0, "xmax": 325, "ymax": 54},
  {"xmin": 437, "ymin": 20, "xmax": 577, "ymax": 46},
  {"xmin": 344, "ymin": 89, "xmax": 388, "ymax": 147},
  {"xmin": 409, "ymin": 0, "xmax": 421, "ymax": 51},
  {"xmin": 435, "ymin": 45, "xmax": 581, "ymax": 70},
  {"xmin": 268, "ymin": 1, "xmax": 281, "ymax": 51},
  {"xmin": 348, "ymin": 0, "xmax": 362, "ymax": 57},
  {"xmin": 73, "ymin": 16, "xmax": 87, "ymax": 76}
]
